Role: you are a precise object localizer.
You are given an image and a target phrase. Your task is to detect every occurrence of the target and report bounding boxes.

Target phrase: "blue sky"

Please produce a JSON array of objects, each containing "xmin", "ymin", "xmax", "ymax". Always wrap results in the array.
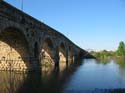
[{"xmin": 5, "ymin": 0, "xmax": 125, "ymax": 51}]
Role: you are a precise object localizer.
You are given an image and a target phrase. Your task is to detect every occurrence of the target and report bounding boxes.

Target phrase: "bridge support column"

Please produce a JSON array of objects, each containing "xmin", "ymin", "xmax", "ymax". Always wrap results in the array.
[
  {"xmin": 71, "ymin": 55, "xmax": 75, "ymax": 63},
  {"xmin": 27, "ymin": 44, "xmax": 41, "ymax": 72},
  {"xmin": 54, "ymin": 47, "xmax": 59, "ymax": 69},
  {"xmin": 66, "ymin": 49, "xmax": 68, "ymax": 67}
]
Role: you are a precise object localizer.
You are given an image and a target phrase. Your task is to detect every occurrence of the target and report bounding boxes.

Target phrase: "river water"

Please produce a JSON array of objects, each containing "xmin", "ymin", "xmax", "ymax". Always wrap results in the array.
[{"xmin": 0, "ymin": 59, "xmax": 125, "ymax": 93}]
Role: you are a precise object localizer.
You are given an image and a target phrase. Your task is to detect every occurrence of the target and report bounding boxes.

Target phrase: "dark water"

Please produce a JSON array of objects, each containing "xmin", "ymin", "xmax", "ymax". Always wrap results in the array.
[{"xmin": 0, "ymin": 59, "xmax": 125, "ymax": 93}]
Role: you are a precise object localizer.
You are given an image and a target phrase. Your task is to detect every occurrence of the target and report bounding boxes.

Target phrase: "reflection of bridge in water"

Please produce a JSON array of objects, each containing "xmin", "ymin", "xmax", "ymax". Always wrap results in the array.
[
  {"xmin": 0, "ymin": 59, "xmax": 83, "ymax": 93},
  {"xmin": 0, "ymin": 1, "xmax": 92, "ymax": 72}
]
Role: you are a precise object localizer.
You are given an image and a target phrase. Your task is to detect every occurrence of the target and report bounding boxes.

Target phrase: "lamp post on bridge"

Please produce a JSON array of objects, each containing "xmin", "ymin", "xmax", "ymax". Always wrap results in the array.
[{"xmin": 21, "ymin": 0, "xmax": 23, "ymax": 11}]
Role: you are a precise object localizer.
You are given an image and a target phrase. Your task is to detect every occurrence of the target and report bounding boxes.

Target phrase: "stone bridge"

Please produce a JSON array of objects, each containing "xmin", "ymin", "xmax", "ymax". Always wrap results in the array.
[{"xmin": 0, "ymin": 1, "xmax": 90, "ymax": 72}]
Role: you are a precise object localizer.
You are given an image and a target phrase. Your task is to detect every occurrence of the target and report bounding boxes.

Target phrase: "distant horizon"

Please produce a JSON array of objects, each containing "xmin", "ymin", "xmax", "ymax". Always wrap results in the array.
[
  {"xmin": 5, "ymin": 0, "xmax": 125, "ymax": 51},
  {"xmin": 86, "ymin": 48, "xmax": 117, "ymax": 52}
]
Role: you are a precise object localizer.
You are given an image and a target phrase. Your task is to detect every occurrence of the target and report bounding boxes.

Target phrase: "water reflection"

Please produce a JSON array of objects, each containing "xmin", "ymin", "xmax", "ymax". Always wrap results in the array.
[
  {"xmin": 115, "ymin": 57, "xmax": 125, "ymax": 69},
  {"xmin": 114, "ymin": 58, "xmax": 125, "ymax": 81},
  {"xmin": 1, "ymin": 58, "xmax": 125, "ymax": 93},
  {"xmin": 0, "ymin": 59, "xmax": 83, "ymax": 93},
  {"xmin": 64, "ymin": 58, "xmax": 125, "ymax": 93},
  {"xmin": 95, "ymin": 59, "xmax": 110, "ymax": 65},
  {"xmin": 17, "ymin": 71, "xmax": 42, "ymax": 93},
  {"xmin": 0, "ymin": 71, "xmax": 26, "ymax": 93}
]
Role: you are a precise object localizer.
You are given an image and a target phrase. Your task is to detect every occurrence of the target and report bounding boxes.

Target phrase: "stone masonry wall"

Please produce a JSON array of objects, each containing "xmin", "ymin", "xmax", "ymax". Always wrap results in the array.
[{"xmin": 0, "ymin": 41, "xmax": 27, "ymax": 72}]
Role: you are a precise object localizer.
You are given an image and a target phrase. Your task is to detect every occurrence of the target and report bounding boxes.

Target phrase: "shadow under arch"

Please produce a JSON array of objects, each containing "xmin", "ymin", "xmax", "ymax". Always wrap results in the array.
[
  {"xmin": 41, "ymin": 37, "xmax": 55, "ymax": 68},
  {"xmin": 0, "ymin": 27, "xmax": 30, "ymax": 71}
]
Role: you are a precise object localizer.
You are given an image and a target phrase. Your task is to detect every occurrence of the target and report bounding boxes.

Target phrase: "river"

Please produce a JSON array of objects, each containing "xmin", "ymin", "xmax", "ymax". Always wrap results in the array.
[{"xmin": 0, "ymin": 59, "xmax": 125, "ymax": 93}]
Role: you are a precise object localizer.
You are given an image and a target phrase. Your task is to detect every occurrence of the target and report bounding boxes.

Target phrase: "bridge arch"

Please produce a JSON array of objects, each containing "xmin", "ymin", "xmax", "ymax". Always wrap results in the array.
[
  {"xmin": 58, "ymin": 41, "xmax": 68, "ymax": 70},
  {"xmin": 0, "ymin": 27, "xmax": 30, "ymax": 71},
  {"xmin": 59, "ymin": 42, "xmax": 66, "ymax": 62},
  {"xmin": 40, "ymin": 36, "xmax": 55, "ymax": 67}
]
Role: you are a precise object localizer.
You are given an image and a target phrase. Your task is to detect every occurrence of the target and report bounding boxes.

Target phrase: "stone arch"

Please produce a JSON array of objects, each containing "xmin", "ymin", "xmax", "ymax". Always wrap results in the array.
[
  {"xmin": 59, "ymin": 42, "xmax": 66, "ymax": 62},
  {"xmin": 58, "ymin": 41, "xmax": 67, "ymax": 70},
  {"xmin": 0, "ymin": 27, "xmax": 30, "ymax": 71},
  {"xmin": 41, "ymin": 37, "xmax": 54, "ymax": 67}
]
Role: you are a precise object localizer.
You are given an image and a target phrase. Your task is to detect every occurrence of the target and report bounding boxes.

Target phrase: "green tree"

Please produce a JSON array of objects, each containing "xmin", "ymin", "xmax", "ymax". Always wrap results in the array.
[{"xmin": 116, "ymin": 41, "xmax": 125, "ymax": 56}]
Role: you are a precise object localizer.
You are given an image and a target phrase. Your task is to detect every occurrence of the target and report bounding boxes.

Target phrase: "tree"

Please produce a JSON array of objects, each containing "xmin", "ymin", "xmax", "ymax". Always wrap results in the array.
[{"xmin": 116, "ymin": 41, "xmax": 125, "ymax": 56}]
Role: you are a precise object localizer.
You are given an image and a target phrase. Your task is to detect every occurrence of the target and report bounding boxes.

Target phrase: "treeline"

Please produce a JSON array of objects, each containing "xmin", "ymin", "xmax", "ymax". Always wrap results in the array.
[{"xmin": 90, "ymin": 41, "xmax": 125, "ymax": 59}]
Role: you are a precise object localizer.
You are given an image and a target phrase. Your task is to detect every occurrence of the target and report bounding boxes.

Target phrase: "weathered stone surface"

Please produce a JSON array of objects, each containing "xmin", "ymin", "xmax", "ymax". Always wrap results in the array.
[{"xmin": 0, "ymin": 1, "xmax": 89, "ymax": 72}]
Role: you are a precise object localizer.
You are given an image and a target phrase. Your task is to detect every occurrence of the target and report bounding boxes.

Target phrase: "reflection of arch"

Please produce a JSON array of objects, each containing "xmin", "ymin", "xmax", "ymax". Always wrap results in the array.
[
  {"xmin": 0, "ymin": 27, "xmax": 30, "ymax": 71},
  {"xmin": 41, "ymin": 37, "xmax": 54, "ymax": 65},
  {"xmin": 59, "ymin": 42, "xmax": 66, "ymax": 62}
]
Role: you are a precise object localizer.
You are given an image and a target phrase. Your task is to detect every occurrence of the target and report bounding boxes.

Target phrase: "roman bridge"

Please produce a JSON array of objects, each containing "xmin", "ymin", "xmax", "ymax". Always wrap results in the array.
[{"xmin": 0, "ymin": 1, "xmax": 90, "ymax": 72}]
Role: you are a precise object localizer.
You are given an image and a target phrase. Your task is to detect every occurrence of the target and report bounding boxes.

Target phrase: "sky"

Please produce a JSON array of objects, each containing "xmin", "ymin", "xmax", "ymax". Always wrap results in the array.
[{"xmin": 5, "ymin": 0, "xmax": 125, "ymax": 51}]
